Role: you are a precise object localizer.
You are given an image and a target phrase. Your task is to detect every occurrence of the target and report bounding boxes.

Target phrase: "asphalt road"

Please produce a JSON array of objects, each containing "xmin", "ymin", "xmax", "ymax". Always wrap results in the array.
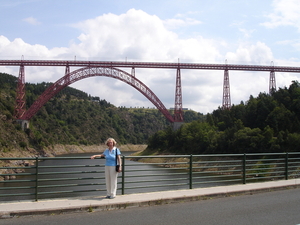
[{"xmin": 2, "ymin": 188, "xmax": 300, "ymax": 225}]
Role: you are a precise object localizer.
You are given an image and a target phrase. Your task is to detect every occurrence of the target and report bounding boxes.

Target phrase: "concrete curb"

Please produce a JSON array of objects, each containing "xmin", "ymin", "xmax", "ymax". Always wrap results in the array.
[{"xmin": 1, "ymin": 179, "xmax": 299, "ymax": 219}]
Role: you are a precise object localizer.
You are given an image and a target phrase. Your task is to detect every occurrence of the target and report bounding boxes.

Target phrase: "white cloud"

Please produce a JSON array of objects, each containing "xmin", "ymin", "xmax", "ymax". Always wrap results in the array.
[
  {"xmin": 70, "ymin": 9, "xmax": 203, "ymax": 61},
  {"xmin": 0, "ymin": 36, "xmax": 68, "ymax": 59},
  {"xmin": 276, "ymin": 39, "xmax": 300, "ymax": 52},
  {"xmin": 22, "ymin": 17, "xmax": 41, "ymax": 25},
  {"xmin": 261, "ymin": 0, "xmax": 300, "ymax": 31},
  {"xmin": 239, "ymin": 28, "xmax": 255, "ymax": 39},
  {"xmin": 163, "ymin": 17, "xmax": 202, "ymax": 30},
  {"xmin": 163, "ymin": 11, "xmax": 202, "ymax": 30},
  {"xmin": 1, "ymin": 8, "xmax": 299, "ymax": 114},
  {"xmin": 225, "ymin": 42, "xmax": 274, "ymax": 65},
  {"xmin": 0, "ymin": 9, "xmax": 222, "ymax": 113}
]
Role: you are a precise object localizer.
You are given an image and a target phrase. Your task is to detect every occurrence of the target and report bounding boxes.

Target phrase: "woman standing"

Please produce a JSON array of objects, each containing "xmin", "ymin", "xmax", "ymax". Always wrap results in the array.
[{"xmin": 91, "ymin": 138, "xmax": 122, "ymax": 199}]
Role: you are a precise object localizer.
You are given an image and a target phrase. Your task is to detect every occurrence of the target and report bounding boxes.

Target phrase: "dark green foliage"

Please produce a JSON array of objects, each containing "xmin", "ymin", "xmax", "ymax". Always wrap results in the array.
[
  {"xmin": 147, "ymin": 81, "xmax": 300, "ymax": 154},
  {"xmin": 0, "ymin": 72, "xmax": 204, "ymax": 152}
]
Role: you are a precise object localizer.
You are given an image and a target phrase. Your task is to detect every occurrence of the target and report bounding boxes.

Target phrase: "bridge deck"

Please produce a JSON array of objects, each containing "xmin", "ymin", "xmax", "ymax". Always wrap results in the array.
[{"xmin": 1, "ymin": 60, "xmax": 300, "ymax": 72}]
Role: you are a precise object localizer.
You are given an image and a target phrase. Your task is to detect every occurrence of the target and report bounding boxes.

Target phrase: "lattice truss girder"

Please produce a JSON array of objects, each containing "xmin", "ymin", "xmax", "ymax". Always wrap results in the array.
[
  {"xmin": 174, "ymin": 68, "xmax": 183, "ymax": 122},
  {"xmin": 269, "ymin": 70, "xmax": 276, "ymax": 94},
  {"xmin": 14, "ymin": 65, "xmax": 26, "ymax": 119},
  {"xmin": 22, "ymin": 66, "xmax": 175, "ymax": 123},
  {"xmin": 222, "ymin": 69, "xmax": 231, "ymax": 109}
]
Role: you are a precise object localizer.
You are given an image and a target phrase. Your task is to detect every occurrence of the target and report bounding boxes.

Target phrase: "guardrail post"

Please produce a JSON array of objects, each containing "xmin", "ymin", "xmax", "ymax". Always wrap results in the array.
[
  {"xmin": 285, "ymin": 152, "xmax": 289, "ymax": 180},
  {"xmin": 189, "ymin": 154, "xmax": 193, "ymax": 189},
  {"xmin": 121, "ymin": 155, "xmax": 125, "ymax": 195},
  {"xmin": 35, "ymin": 157, "xmax": 39, "ymax": 201},
  {"xmin": 242, "ymin": 153, "xmax": 246, "ymax": 184}
]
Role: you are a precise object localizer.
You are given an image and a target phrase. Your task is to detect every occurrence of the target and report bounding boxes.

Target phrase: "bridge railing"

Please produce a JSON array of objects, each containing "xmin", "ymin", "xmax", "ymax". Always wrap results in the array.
[{"xmin": 0, "ymin": 152, "xmax": 299, "ymax": 202}]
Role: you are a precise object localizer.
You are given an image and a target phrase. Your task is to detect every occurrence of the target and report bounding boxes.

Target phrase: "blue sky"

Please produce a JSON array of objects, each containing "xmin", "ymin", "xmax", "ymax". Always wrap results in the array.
[{"xmin": 1, "ymin": 0, "xmax": 300, "ymax": 113}]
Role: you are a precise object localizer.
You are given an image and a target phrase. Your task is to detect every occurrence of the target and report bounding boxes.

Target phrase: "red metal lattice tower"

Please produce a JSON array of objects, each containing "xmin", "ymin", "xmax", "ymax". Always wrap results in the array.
[
  {"xmin": 20, "ymin": 66, "xmax": 175, "ymax": 123},
  {"xmin": 174, "ymin": 67, "xmax": 184, "ymax": 122},
  {"xmin": 269, "ymin": 70, "xmax": 276, "ymax": 94},
  {"xmin": 14, "ymin": 65, "xmax": 26, "ymax": 119},
  {"xmin": 7, "ymin": 59, "xmax": 300, "ymax": 123},
  {"xmin": 222, "ymin": 69, "xmax": 231, "ymax": 110},
  {"xmin": 65, "ymin": 63, "xmax": 70, "ymax": 82}
]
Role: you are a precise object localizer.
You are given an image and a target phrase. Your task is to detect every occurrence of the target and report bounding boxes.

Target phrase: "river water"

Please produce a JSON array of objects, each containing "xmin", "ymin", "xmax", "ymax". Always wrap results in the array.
[{"xmin": 0, "ymin": 151, "xmax": 240, "ymax": 202}]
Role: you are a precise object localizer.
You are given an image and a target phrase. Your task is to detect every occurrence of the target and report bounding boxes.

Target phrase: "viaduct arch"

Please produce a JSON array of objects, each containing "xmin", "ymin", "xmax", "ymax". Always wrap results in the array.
[{"xmin": 21, "ymin": 66, "xmax": 175, "ymax": 123}]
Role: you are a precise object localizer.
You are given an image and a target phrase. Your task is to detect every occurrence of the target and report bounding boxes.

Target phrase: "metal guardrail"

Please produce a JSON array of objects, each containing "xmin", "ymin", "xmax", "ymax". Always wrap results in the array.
[{"xmin": 0, "ymin": 152, "xmax": 299, "ymax": 202}]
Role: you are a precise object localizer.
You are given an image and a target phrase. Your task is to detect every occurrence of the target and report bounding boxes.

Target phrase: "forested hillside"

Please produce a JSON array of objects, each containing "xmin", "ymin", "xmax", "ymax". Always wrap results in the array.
[
  {"xmin": 0, "ymin": 72, "xmax": 204, "ymax": 155},
  {"xmin": 147, "ymin": 81, "xmax": 300, "ymax": 154},
  {"xmin": 4, "ymin": 71, "xmax": 298, "ymax": 156}
]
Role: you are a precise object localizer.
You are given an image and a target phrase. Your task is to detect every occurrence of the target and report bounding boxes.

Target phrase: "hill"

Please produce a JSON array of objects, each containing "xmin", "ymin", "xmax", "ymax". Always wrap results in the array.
[
  {"xmin": 145, "ymin": 81, "xmax": 300, "ymax": 155},
  {"xmin": 0, "ymin": 72, "xmax": 204, "ymax": 158}
]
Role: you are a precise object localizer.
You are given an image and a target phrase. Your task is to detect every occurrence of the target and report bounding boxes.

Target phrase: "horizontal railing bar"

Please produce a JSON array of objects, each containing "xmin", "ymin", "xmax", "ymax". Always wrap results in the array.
[
  {"xmin": 37, "ymin": 157, "xmax": 99, "ymax": 160},
  {"xmin": 246, "ymin": 175, "xmax": 284, "ymax": 181},
  {"xmin": 246, "ymin": 158, "xmax": 285, "ymax": 162},
  {"xmin": 131, "ymin": 163, "xmax": 188, "ymax": 168},
  {"xmin": 0, "ymin": 193, "xmax": 35, "ymax": 197},
  {"xmin": 0, "ymin": 186, "xmax": 35, "ymax": 190},
  {"xmin": 288, "ymin": 165, "xmax": 300, "ymax": 168},
  {"xmin": 288, "ymin": 168, "xmax": 300, "ymax": 171},
  {"xmin": 245, "ymin": 168, "xmax": 285, "ymax": 172},
  {"xmin": 121, "ymin": 177, "xmax": 189, "ymax": 185},
  {"xmin": 1, "ymin": 152, "xmax": 299, "ymax": 201},
  {"xmin": 193, "ymin": 179, "xmax": 239, "ymax": 185},
  {"xmin": 194, "ymin": 162, "xmax": 243, "ymax": 165},
  {"xmin": 192, "ymin": 166, "xmax": 242, "ymax": 171},
  {"xmin": 35, "ymin": 188, "xmax": 106, "ymax": 196},
  {"xmin": 38, "ymin": 165, "xmax": 103, "ymax": 169},
  {"xmin": 245, "ymin": 153, "xmax": 287, "ymax": 156},
  {"xmin": 246, "ymin": 171, "xmax": 283, "ymax": 176},
  {"xmin": 195, "ymin": 160, "xmax": 242, "ymax": 164},
  {"xmin": 289, "ymin": 159, "xmax": 300, "ymax": 162},
  {"xmin": 0, "ymin": 173, "xmax": 35, "ymax": 176},
  {"xmin": 194, "ymin": 165, "xmax": 242, "ymax": 170},
  {"xmin": 38, "ymin": 182, "xmax": 106, "ymax": 189},
  {"xmin": 123, "ymin": 182, "xmax": 188, "ymax": 190},
  {"xmin": 38, "ymin": 170, "xmax": 103, "ymax": 175},
  {"xmin": 193, "ymin": 154, "xmax": 245, "ymax": 157},
  {"xmin": 124, "ymin": 168, "xmax": 186, "ymax": 173},
  {"xmin": 127, "ymin": 155, "xmax": 190, "ymax": 159},
  {"xmin": 193, "ymin": 169, "xmax": 242, "ymax": 175},
  {"xmin": 246, "ymin": 165, "xmax": 285, "ymax": 170},
  {"xmin": 245, "ymin": 168, "xmax": 284, "ymax": 172},
  {"xmin": 1, "ymin": 153, "xmax": 297, "ymax": 161},
  {"xmin": 38, "ymin": 177, "xmax": 105, "ymax": 182},
  {"xmin": 0, "ymin": 179, "xmax": 36, "ymax": 183},
  {"xmin": 0, "ymin": 166, "xmax": 36, "ymax": 169},
  {"xmin": 123, "ymin": 172, "xmax": 189, "ymax": 179},
  {"xmin": 193, "ymin": 173, "xmax": 242, "ymax": 179},
  {"xmin": 125, "ymin": 162, "xmax": 188, "ymax": 166},
  {"xmin": 0, "ymin": 158, "xmax": 37, "ymax": 160}
]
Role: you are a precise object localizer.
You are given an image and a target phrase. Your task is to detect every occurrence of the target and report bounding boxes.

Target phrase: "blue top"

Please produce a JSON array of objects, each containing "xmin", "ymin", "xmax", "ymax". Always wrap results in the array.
[{"xmin": 103, "ymin": 147, "xmax": 121, "ymax": 166}]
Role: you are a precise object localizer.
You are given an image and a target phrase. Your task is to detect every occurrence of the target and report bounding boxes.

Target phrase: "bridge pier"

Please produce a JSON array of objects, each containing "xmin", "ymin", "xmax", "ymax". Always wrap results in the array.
[
  {"xmin": 222, "ymin": 69, "xmax": 231, "ymax": 109},
  {"xmin": 16, "ymin": 120, "xmax": 30, "ymax": 131},
  {"xmin": 173, "ymin": 122, "xmax": 184, "ymax": 130}
]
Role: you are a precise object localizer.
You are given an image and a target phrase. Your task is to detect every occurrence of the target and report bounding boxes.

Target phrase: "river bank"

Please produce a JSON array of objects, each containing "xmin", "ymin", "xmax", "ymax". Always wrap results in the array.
[
  {"xmin": 0, "ymin": 144, "xmax": 147, "ymax": 158},
  {"xmin": 0, "ymin": 144, "xmax": 147, "ymax": 180}
]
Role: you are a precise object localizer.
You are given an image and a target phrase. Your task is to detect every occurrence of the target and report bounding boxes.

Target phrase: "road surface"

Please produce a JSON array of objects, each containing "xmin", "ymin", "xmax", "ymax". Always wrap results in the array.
[{"xmin": 2, "ymin": 188, "xmax": 300, "ymax": 225}]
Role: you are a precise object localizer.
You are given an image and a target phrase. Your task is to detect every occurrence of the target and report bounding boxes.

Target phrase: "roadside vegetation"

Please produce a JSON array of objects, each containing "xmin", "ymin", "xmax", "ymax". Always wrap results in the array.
[
  {"xmin": 0, "ymin": 72, "xmax": 203, "ymax": 157},
  {"xmin": 1, "ymin": 72, "xmax": 299, "ymax": 157},
  {"xmin": 145, "ymin": 81, "xmax": 300, "ymax": 155}
]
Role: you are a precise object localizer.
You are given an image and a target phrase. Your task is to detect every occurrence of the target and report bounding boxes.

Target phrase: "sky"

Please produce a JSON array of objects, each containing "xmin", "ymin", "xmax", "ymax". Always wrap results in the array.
[{"xmin": 1, "ymin": 0, "xmax": 300, "ymax": 114}]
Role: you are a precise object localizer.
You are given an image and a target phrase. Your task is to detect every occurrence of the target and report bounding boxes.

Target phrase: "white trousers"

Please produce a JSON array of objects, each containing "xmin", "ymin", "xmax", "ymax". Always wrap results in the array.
[{"xmin": 105, "ymin": 166, "xmax": 118, "ymax": 197}]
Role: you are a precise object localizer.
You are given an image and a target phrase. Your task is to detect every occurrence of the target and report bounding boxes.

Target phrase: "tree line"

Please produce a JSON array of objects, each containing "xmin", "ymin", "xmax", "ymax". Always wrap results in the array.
[
  {"xmin": 0, "ymin": 72, "xmax": 204, "ymax": 153},
  {"xmin": 147, "ymin": 81, "xmax": 300, "ymax": 154}
]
